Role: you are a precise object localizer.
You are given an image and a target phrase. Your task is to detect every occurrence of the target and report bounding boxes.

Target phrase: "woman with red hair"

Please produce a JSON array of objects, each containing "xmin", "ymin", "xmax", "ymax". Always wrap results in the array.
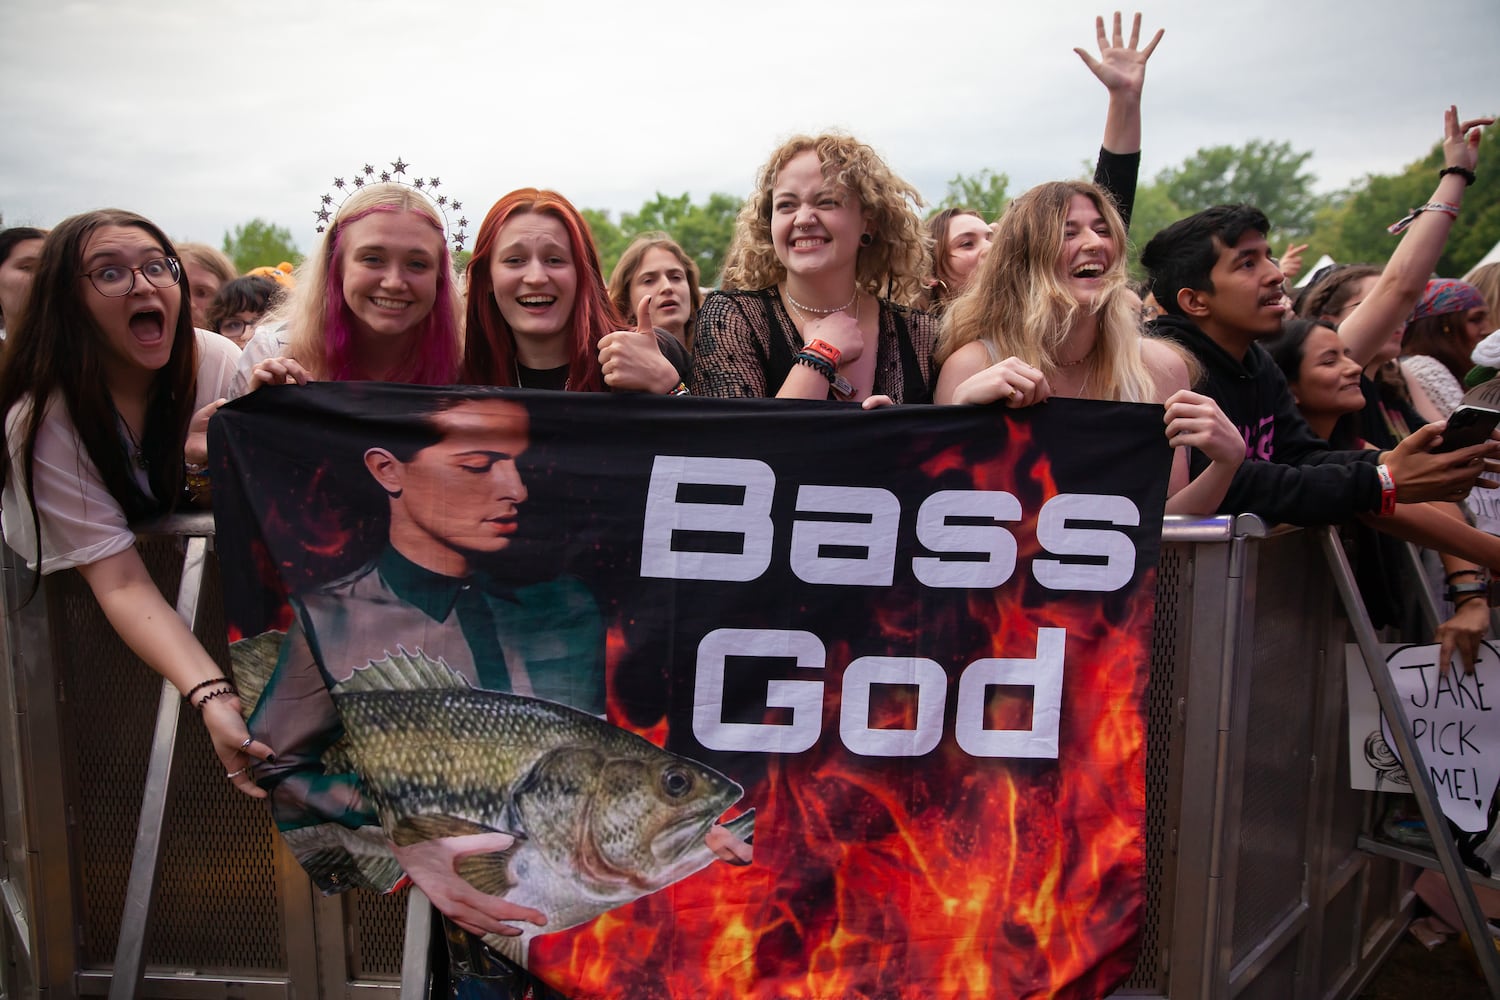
[{"xmin": 463, "ymin": 188, "xmax": 689, "ymax": 393}]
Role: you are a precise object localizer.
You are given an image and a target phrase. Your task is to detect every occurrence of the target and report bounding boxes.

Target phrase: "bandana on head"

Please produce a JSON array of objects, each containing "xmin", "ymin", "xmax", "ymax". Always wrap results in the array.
[{"xmin": 1413, "ymin": 278, "xmax": 1485, "ymax": 322}]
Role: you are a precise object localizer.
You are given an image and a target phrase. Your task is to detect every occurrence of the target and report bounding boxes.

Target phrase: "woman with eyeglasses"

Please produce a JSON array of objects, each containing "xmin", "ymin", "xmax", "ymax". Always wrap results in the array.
[
  {"xmin": 209, "ymin": 274, "xmax": 283, "ymax": 348},
  {"xmin": 0, "ymin": 209, "xmax": 273, "ymax": 797}
]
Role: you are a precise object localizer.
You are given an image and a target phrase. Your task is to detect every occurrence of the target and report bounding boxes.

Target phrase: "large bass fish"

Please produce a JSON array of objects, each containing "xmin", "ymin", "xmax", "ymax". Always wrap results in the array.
[{"xmin": 329, "ymin": 648, "xmax": 754, "ymax": 963}]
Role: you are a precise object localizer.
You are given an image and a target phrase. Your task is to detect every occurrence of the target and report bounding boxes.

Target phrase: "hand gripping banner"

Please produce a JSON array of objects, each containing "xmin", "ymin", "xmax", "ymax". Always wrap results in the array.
[{"xmin": 212, "ymin": 383, "xmax": 1172, "ymax": 999}]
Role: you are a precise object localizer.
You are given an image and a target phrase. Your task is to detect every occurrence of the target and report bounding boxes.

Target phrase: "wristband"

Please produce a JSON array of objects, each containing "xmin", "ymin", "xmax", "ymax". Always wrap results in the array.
[
  {"xmin": 185, "ymin": 676, "xmax": 230, "ymax": 700},
  {"xmin": 667, "ymin": 382, "xmax": 689, "ymax": 396},
  {"xmin": 1387, "ymin": 202, "xmax": 1461, "ymax": 235},
  {"xmin": 194, "ymin": 686, "xmax": 239, "ymax": 710},
  {"xmin": 1447, "ymin": 581, "xmax": 1490, "ymax": 602},
  {"xmin": 1440, "ymin": 166, "xmax": 1477, "ymax": 187},
  {"xmin": 794, "ymin": 351, "xmax": 855, "ymax": 399},
  {"xmin": 1375, "ymin": 463, "xmax": 1397, "ymax": 516},
  {"xmin": 803, "ymin": 338, "xmax": 843, "ymax": 368}
]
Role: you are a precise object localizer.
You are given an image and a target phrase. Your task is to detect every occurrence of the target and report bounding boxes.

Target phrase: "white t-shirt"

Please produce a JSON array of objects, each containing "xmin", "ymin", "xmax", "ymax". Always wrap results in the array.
[
  {"xmin": 229, "ymin": 323, "xmax": 291, "ymax": 399},
  {"xmin": 2, "ymin": 329, "xmax": 240, "ymax": 573}
]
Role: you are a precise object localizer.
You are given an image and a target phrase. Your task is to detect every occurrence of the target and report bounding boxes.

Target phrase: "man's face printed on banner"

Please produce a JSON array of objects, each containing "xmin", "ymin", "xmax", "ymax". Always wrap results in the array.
[{"xmin": 364, "ymin": 398, "xmax": 530, "ymax": 576}]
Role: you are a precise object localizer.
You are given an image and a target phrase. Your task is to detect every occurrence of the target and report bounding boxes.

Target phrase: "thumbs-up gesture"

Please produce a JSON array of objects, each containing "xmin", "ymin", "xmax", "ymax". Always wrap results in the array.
[{"xmin": 598, "ymin": 294, "xmax": 682, "ymax": 393}]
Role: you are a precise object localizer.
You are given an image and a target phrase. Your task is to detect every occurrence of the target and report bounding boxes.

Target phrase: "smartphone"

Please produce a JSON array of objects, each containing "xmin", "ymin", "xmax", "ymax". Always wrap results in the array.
[{"xmin": 1435, "ymin": 405, "xmax": 1500, "ymax": 453}]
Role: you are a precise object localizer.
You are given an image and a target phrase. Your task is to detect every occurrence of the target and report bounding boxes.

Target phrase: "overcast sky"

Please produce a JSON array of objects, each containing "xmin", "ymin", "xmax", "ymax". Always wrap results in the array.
[{"xmin": 1, "ymin": 0, "xmax": 1494, "ymax": 253}]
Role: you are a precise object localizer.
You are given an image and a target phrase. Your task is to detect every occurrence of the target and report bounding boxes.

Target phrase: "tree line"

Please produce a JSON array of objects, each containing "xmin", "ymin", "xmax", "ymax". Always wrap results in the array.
[{"xmin": 218, "ymin": 130, "xmax": 1500, "ymax": 287}]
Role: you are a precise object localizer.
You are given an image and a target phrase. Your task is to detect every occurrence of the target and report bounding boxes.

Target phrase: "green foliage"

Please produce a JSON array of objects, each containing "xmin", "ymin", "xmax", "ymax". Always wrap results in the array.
[
  {"xmin": 581, "ymin": 209, "xmax": 630, "ymax": 278},
  {"xmin": 1123, "ymin": 182, "xmax": 1184, "ymax": 278},
  {"xmin": 933, "ymin": 170, "xmax": 1011, "ymax": 221},
  {"xmin": 621, "ymin": 192, "xmax": 742, "ymax": 287},
  {"xmin": 1306, "ymin": 142, "xmax": 1500, "ymax": 276},
  {"xmin": 1153, "ymin": 139, "xmax": 1322, "ymax": 240},
  {"xmin": 222, "ymin": 219, "xmax": 302, "ymax": 274}
]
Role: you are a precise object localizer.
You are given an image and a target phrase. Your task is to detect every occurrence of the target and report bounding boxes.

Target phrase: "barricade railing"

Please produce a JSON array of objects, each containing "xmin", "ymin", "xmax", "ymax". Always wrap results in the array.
[{"xmin": 0, "ymin": 514, "xmax": 1451, "ymax": 999}]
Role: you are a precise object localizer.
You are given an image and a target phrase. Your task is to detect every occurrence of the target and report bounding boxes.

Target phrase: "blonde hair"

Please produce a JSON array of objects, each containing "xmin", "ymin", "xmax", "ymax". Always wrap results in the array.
[
  {"xmin": 177, "ymin": 242, "xmax": 237, "ymax": 284},
  {"xmin": 273, "ymin": 184, "xmax": 464, "ymax": 382},
  {"xmin": 938, "ymin": 180, "xmax": 1155, "ymax": 403},
  {"xmin": 1464, "ymin": 261, "xmax": 1500, "ymax": 322},
  {"xmin": 720, "ymin": 133, "xmax": 929, "ymax": 307}
]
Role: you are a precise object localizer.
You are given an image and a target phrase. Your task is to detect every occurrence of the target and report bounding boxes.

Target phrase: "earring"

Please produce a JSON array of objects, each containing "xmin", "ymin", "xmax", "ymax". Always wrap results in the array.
[{"xmin": 859, "ymin": 233, "xmax": 874, "ymax": 248}]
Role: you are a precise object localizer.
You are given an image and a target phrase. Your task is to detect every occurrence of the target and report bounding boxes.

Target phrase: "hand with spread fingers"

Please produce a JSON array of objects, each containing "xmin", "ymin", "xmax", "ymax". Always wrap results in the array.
[
  {"xmin": 390, "ymin": 832, "xmax": 549, "ymax": 937},
  {"xmin": 949, "ymin": 357, "xmax": 1052, "ymax": 408},
  {"xmin": 1075, "ymin": 11, "xmax": 1163, "ymax": 102},
  {"xmin": 597, "ymin": 294, "xmax": 681, "ymax": 394}
]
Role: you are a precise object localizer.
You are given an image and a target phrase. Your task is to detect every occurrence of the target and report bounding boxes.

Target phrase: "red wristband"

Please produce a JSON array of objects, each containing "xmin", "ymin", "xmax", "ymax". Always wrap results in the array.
[
  {"xmin": 1376, "ymin": 463, "xmax": 1397, "ymax": 516},
  {"xmin": 803, "ymin": 338, "xmax": 842, "ymax": 368}
]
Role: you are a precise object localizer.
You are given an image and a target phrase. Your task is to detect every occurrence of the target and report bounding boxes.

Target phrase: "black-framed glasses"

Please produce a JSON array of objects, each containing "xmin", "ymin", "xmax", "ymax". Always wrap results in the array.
[
  {"xmin": 217, "ymin": 317, "xmax": 259, "ymax": 338},
  {"xmin": 82, "ymin": 256, "xmax": 182, "ymax": 297}
]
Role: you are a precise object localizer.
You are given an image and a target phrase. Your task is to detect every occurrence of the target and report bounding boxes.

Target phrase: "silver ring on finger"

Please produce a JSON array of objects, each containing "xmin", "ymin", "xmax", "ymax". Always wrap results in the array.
[{"xmin": 239, "ymin": 736, "xmax": 254, "ymax": 751}]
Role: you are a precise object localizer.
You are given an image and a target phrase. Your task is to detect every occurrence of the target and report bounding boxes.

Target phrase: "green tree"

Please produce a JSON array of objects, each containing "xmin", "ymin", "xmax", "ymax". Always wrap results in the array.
[
  {"xmin": 581, "ymin": 209, "xmax": 630, "ymax": 277},
  {"xmin": 222, "ymin": 219, "xmax": 302, "ymax": 273},
  {"xmin": 619, "ymin": 192, "xmax": 741, "ymax": 287},
  {"xmin": 1153, "ymin": 139, "xmax": 1324, "ymax": 240},
  {"xmin": 933, "ymin": 169, "xmax": 1010, "ymax": 221},
  {"xmin": 1306, "ymin": 140, "xmax": 1500, "ymax": 277},
  {"xmin": 1124, "ymin": 182, "xmax": 1184, "ymax": 277}
]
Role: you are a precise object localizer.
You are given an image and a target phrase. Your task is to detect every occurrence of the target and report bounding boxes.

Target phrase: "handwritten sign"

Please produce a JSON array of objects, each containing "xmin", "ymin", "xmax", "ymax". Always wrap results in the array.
[{"xmin": 1346, "ymin": 642, "xmax": 1500, "ymax": 832}]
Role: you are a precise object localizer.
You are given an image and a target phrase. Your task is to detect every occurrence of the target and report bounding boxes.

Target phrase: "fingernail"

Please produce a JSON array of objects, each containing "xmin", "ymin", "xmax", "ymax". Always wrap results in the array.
[{"xmin": 265, "ymin": 752, "xmax": 278, "ymax": 763}]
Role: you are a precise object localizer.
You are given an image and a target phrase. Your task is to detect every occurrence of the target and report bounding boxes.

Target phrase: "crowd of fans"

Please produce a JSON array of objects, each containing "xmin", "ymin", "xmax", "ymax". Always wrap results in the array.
[{"xmin": 0, "ymin": 8, "xmax": 1496, "ymax": 984}]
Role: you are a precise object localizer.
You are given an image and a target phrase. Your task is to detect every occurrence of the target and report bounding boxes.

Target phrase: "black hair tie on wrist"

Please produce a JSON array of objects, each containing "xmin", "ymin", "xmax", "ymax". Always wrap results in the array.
[{"xmin": 1440, "ymin": 166, "xmax": 1477, "ymax": 186}]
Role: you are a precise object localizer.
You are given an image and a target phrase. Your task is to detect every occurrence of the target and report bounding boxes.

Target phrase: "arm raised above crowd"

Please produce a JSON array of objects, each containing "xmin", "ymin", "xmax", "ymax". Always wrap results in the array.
[
  {"xmin": 1339, "ymin": 106, "xmax": 1491, "ymax": 368},
  {"xmin": 1076, "ymin": 11, "xmax": 1162, "ymax": 158}
]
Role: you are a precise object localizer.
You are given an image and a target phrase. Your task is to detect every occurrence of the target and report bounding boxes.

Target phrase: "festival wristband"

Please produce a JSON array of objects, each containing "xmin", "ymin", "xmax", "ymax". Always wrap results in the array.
[
  {"xmin": 1375, "ymin": 463, "xmax": 1397, "ymax": 516},
  {"xmin": 794, "ymin": 352, "xmax": 854, "ymax": 399},
  {"xmin": 803, "ymin": 338, "xmax": 843, "ymax": 368},
  {"xmin": 1387, "ymin": 201, "xmax": 1461, "ymax": 235}
]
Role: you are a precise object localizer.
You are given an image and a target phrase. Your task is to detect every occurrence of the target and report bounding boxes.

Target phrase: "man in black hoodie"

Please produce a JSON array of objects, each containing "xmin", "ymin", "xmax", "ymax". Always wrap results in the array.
[{"xmin": 1140, "ymin": 204, "xmax": 1496, "ymax": 525}]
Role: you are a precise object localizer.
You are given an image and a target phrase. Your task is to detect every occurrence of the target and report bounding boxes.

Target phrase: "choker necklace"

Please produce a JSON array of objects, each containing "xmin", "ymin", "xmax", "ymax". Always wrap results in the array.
[
  {"xmin": 785, "ymin": 291, "xmax": 860, "ymax": 329},
  {"xmin": 784, "ymin": 286, "xmax": 858, "ymax": 315},
  {"xmin": 1056, "ymin": 354, "xmax": 1091, "ymax": 368}
]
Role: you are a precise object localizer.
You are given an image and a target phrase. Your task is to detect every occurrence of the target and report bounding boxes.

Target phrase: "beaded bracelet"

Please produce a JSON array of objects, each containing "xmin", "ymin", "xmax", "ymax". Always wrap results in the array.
[
  {"xmin": 194, "ymin": 686, "xmax": 239, "ymax": 710},
  {"xmin": 185, "ymin": 676, "xmax": 230, "ymax": 700},
  {"xmin": 668, "ymin": 382, "xmax": 690, "ymax": 396},
  {"xmin": 1440, "ymin": 166, "xmax": 1477, "ymax": 186}
]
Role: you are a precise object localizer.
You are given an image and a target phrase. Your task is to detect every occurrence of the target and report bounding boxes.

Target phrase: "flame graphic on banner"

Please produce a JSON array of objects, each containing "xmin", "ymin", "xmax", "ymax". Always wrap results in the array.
[{"xmin": 527, "ymin": 426, "xmax": 1153, "ymax": 999}]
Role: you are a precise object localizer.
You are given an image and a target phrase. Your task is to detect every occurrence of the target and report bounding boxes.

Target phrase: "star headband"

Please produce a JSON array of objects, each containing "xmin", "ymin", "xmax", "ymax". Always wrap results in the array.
[{"xmin": 313, "ymin": 158, "xmax": 470, "ymax": 253}]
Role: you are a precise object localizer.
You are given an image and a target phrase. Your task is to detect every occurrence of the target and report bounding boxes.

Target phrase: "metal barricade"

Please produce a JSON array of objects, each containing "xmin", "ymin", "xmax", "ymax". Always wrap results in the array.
[{"xmin": 0, "ymin": 515, "xmax": 1418, "ymax": 999}]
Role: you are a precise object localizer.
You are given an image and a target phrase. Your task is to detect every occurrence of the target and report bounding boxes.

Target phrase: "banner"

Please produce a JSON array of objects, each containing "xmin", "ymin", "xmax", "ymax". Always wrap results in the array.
[{"xmin": 212, "ymin": 384, "xmax": 1171, "ymax": 999}]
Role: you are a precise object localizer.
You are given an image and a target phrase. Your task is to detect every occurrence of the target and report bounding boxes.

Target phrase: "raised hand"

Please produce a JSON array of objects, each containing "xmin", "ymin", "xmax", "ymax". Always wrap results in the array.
[
  {"xmin": 1442, "ymin": 104, "xmax": 1492, "ymax": 175},
  {"xmin": 598, "ymin": 294, "xmax": 680, "ymax": 393},
  {"xmin": 1277, "ymin": 243, "xmax": 1310, "ymax": 284},
  {"xmin": 1074, "ymin": 11, "xmax": 1163, "ymax": 99}
]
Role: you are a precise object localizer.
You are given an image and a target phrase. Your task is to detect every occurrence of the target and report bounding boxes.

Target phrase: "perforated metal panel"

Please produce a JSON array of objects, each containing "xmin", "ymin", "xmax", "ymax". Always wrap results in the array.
[
  {"xmin": 1318, "ymin": 877, "xmax": 1360, "ymax": 994},
  {"xmin": 349, "ymin": 888, "xmax": 410, "ymax": 979},
  {"xmin": 1121, "ymin": 544, "xmax": 1191, "ymax": 992},
  {"xmin": 49, "ymin": 541, "xmax": 287, "ymax": 972},
  {"xmin": 1235, "ymin": 938, "xmax": 1301, "ymax": 1000},
  {"xmin": 1231, "ymin": 532, "xmax": 1320, "ymax": 965}
]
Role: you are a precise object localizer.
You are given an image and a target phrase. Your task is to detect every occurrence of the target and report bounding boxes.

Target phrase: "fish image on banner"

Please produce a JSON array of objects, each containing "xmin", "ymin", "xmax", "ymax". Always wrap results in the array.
[
  {"xmin": 213, "ymin": 383, "xmax": 1171, "ymax": 999},
  {"xmin": 332, "ymin": 647, "xmax": 754, "ymax": 963}
]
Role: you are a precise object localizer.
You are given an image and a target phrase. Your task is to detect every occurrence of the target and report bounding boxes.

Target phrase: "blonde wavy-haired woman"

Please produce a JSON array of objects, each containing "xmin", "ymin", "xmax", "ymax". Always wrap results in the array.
[
  {"xmin": 691, "ymin": 11, "xmax": 1165, "ymax": 404},
  {"xmin": 936, "ymin": 180, "xmax": 1245, "ymax": 516}
]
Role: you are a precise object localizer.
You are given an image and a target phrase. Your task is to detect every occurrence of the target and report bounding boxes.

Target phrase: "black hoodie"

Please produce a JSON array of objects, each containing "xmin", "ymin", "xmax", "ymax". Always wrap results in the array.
[{"xmin": 1151, "ymin": 314, "xmax": 1381, "ymax": 526}]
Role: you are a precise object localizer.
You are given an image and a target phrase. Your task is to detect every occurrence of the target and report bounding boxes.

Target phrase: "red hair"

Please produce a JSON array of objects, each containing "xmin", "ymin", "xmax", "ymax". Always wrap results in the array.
[{"xmin": 463, "ymin": 189, "xmax": 623, "ymax": 391}]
